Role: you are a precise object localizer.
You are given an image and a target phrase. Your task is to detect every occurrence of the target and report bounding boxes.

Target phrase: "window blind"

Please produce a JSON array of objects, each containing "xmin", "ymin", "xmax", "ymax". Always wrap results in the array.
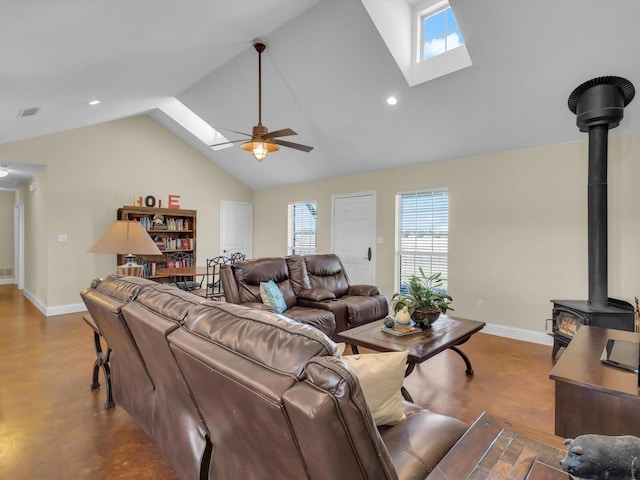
[
  {"xmin": 397, "ymin": 190, "xmax": 449, "ymax": 292},
  {"xmin": 288, "ymin": 202, "xmax": 317, "ymax": 255}
]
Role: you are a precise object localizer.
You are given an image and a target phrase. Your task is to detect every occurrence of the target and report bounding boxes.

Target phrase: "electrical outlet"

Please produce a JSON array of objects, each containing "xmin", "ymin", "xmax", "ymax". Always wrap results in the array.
[
  {"xmin": 57, "ymin": 234, "xmax": 68, "ymax": 243},
  {"xmin": 476, "ymin": 299, "xmax": 484, "ymax": 309}
]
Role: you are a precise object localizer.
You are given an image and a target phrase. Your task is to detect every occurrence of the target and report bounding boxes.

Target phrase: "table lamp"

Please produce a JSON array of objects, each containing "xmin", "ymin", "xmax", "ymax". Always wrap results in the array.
[{"xmin": 88, "ymin": 220, "xmax": 162, "ymax": 277}]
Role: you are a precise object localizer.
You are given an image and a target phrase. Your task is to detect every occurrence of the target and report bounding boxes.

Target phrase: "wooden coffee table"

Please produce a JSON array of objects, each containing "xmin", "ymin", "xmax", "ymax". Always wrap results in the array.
[{"xmin": 337, "ymin": 315, "xmax": 485, "ymax": 401}]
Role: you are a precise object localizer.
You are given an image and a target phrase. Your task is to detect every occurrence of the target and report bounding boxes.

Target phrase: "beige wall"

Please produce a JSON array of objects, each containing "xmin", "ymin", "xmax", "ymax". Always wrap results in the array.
[
  {"xmin": 2, "ymin": 112, "xmax": 639, "ymax": 333},
  {"xmin": 0, "ymin": 115, "xmax": 252, "ymax": 308},
  {"xmin": 0, "ymin": 191, "xmax": 14, "ymax": 277},
  {"xmin": 254, "ymin": 131, "xmax": 640, "ymax": 334}
]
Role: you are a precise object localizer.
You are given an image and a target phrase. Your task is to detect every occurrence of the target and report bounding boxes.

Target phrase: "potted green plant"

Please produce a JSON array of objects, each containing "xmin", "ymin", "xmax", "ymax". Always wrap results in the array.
[{"xmin": 391, "ymin": 268, "xmax": 454, "ymax": 328}]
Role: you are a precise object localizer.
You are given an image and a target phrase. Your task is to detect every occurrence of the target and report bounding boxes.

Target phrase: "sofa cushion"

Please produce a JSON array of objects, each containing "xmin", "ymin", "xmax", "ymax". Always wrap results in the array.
[
  {"xmin": 297, "ymin": 288, "xmax": 336, "ymax": 301},
  {"xmin": 260, "ymin": 280, "xmax": 287, "ymax": 313},
  {"xmin": 171, "ymin": 302, "xmax": 338, "ymax": 478},
  {"xmin": 379, "ymin": 409, "xmax": 468, "ymax": 478},
  {"xmin": 182, "ymin": 302, "xmax": 337, "ymax": 378},
  {"xmin": 285, "ymin": 255, "xmax": 311, "ymax": 292},
  {"xmin": 345, "ymin": 295, "xmax": 390, "ymax": 328},
  {"xmin": 304, "ymin": 254, "xmax": 350, "ymax": 297},
  {"xmin": 94, "ymin": 273, "xmax": 155, "ymax": 302},
  {"xmin": 283, "ymin": 306, "xmax": 336, "ymax": 338},
  {"xmin": 341, "ymin": 351, "xmax": 408, "ymax": 426},
  {"xmin": 234, "ymin": 257, "xmax": 297, "ymax": 308}
]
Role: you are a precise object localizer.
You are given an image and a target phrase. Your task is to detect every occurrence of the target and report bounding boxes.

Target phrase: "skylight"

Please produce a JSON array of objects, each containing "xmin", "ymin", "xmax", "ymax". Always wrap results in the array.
[
  {"xmin": 421, "ymin": 5, "xmax": 464, "ymax": 61},
  {"xmin": 158, "ymin": 99, "xmax": 231, "ymax": 150},
  {"xmin": 360, "ymin": 0, "xmax": 472, "ymax": 87}
]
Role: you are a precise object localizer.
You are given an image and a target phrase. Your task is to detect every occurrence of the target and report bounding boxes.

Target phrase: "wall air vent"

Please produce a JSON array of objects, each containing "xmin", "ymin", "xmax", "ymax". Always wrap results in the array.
[{"xmin": 18, "ymin": 107, "xmax": 40, "ymax": 118}]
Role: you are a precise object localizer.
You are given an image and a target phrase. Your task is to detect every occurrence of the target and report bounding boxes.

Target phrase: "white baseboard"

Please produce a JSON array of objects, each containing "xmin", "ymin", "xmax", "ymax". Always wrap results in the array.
[
  {"xmin": 0, "ymin": 278, "xmax": 15, "ymax": 285},
  {"xmin": 18, "ymin": 293, "xmax": 555, "ymax": 337},
  {"xmin": 482, "ymin": 322, "xmax": 553, "ymax": 346},
  {"xmin": 46, "ymin": 303, "xmax": 87, "ymax": 316},
  {"xmin": 23, "ymin": 289, "xmax": 87, "ymax": 317},
  {"xmin": 23, "ymin": 288, "xmax": 46, "ymax": 315}
]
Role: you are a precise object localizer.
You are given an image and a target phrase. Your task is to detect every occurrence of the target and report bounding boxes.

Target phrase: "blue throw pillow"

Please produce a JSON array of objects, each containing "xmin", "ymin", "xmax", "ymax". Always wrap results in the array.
[{"xmin": 259, "ymin": 280, "xmax": 287, "ymax": 313}]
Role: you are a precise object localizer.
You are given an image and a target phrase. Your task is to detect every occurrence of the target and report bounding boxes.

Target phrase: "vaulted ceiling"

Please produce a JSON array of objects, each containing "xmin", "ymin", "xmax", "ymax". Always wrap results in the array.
[{"xmin": 2, "ymin": 0, "xmax": 639, "ymax": 190}]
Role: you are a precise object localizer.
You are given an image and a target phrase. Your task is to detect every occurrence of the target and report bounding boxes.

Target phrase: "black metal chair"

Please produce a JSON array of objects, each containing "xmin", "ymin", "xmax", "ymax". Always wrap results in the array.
[
  {"xmin": 166, "ymin": 252, "xmax": 200, "ymax": 291},
  {"xmin": 191, "ymin": 256, "xmax": 233, "ymax": 300},
  {"xmin": 229, "ymin": 252, "xmax": 246, "ymax": 263}
]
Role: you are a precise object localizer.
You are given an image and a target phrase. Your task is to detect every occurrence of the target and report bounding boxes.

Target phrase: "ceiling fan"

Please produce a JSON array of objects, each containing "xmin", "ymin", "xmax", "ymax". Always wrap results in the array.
[{"xmin": 210, "ymin": 42, "xmax": 313, "ymax": 162}]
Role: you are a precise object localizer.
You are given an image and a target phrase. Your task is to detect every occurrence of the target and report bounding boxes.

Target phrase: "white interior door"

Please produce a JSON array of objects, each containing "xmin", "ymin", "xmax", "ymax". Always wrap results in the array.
[
  {"xmin": 332, "ymin": 193, "xmax": 376, "ymax": 285},
  {"xmin": 220, "ymin": 201, "xmax": 252, "ymax": 259}
]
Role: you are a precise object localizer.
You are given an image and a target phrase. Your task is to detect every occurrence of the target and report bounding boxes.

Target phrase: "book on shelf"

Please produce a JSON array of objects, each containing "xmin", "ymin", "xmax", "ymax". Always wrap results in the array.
[{"xmin": 118, "ymin": 206, "xmax": 197, "ymax": 276}]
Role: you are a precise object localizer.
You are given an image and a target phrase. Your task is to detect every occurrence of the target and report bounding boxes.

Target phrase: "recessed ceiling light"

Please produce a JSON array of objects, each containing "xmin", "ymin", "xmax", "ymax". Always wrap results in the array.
[
  {"xmin": 88, "ymin": 100, "xmax": 101, "ymax": 106},
  {"xmin": 0, "ymin": 166, "xmax": 9, "ymax": 178},
  {"xmin": 386, "ymin": 96, "xmax": 398, "ymax": 106}
]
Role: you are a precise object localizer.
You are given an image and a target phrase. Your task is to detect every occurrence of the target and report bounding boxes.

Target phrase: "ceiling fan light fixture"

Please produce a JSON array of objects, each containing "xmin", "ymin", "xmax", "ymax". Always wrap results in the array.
[
  {"xmin": 209, "ymin": 41, "xmax": 313, "ymax": 157},
  {"xmin": 240, "ymin": 140, "xmax": 279, "ymax": 162}
]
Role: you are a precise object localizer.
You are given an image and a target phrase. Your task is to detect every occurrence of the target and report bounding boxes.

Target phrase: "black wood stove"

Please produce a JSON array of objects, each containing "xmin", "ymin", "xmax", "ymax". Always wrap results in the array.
[{"xmin": 548, "ymin": 76, "xmax": 636, "ymax": 359}]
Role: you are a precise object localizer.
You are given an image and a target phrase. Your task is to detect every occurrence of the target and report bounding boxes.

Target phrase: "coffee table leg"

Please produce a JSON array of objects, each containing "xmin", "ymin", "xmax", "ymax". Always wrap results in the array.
[
  {"xmin": 401, "ymin": 362, "xmax": 417, "ymax": 401},
  {"xmin": 450, "ymin": 346, "xmax": 474, "ymax": 375},
  {"xmin": 401, "ymin": 386, "xmax": 414, "ymax": 402}
]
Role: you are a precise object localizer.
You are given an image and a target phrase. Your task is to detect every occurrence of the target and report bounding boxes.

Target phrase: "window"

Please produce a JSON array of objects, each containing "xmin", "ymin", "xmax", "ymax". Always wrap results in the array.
[
  {"xmin": 396, "ymin": 189, "xmax": 449, "ymax": 293},
  {"xmin": 421, "ymin": 5, "xmax": 465, "ymax": 61},
  {"xmin": 360, "ymin": 0, "xmax": 472, "ymax": 85},
  {"xmin": 288, "ymin": 202, "xmax": 317, "ymax": 255}
]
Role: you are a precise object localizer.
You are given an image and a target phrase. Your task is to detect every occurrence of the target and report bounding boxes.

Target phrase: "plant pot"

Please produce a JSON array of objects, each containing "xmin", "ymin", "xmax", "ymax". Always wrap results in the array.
[
  {"xmin": 426, "ymin": 311, "xmax": 441, "ymax": 323},
  {"xmin": 413, "ymin": 310, "xmax": 440, "ymax": 329}
]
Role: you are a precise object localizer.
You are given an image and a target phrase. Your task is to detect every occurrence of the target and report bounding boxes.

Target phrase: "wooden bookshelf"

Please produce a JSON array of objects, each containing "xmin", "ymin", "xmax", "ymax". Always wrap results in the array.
[{"xmin": 117, "ymin": 206, "xmax": 197, "ymax": 280}]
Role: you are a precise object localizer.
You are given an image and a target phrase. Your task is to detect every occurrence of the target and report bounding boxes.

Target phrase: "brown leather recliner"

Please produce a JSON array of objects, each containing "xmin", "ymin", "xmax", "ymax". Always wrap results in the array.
[
  {"xmin": 290, "ymin": 254, "xmax": 389, "ymax": 333},
  {"xmin": 169, "ymin": 301, "xmax": 468, "ymax": 480},
  {"xmin": 220, "ymin": 256, "xmax": 336, "ymax": 337},
  {"xmin": 220, "ymin": 254, "xmax": 389, "ymax": 338},
  {"xmin": 80, "ymin": 274, "xmax": 157, "ymax": 436},
  {"xmin": 120, "ymin": 284, "xmax": 210, "ymax": 480}
]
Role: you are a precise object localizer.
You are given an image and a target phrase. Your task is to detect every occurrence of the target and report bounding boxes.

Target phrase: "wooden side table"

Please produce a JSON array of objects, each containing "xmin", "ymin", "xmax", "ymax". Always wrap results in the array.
[
  {"xmin": 83, "ymin": 314, "xmax": 115, "ymax": 408},
  {"xmin": 549, "ymin": 326, "xmax": 640, "ymax": 438}
]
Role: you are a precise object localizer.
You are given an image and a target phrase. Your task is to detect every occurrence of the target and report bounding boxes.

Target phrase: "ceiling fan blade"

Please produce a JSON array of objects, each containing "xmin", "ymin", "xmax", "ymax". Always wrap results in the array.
[
  {"xmin": 271, "ymin": 138, "xmax": 314, "ymax": 152},
  {"xmin": 217, "ymin": 128, "xmax": 253, "ymax": 137},
  {"xmin": 208, "ymin": 138, "xmax": 247, "ymax": 148},
  {"xmin": 263, "ymin": 128, "xmax": 297, "ymax": 140}
]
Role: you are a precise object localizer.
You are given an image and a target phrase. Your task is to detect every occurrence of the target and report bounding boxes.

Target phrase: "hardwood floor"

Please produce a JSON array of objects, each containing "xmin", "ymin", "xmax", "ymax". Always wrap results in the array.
[{"xmin": 0, "ymin": 284, "xmax": 563, "ymax": 479}]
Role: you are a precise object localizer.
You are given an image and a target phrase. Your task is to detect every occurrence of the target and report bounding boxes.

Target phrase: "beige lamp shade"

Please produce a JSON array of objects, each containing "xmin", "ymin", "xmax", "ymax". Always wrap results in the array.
[{"xmin": 88, "ymin": 220, "xmax": 162, "ymax": 268}]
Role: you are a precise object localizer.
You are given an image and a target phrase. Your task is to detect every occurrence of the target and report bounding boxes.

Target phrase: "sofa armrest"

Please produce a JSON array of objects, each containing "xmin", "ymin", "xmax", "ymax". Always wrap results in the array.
[
  {"xmin": 379, "ymin": 407, "xmax": 468, "ymax": 479},
  {"xmin": 297, "ymin": 288, "xmax": 336, "ymax": 302},
  {"xmin": 348, "ymin": 284, "xmax": 380, "ymax": 296}
]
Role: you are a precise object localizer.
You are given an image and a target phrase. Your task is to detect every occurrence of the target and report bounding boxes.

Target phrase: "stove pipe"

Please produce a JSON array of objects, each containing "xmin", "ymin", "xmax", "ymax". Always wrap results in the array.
[{"xmin": 567, "ymin": 76, "xmax": 635, "ymax": 308}]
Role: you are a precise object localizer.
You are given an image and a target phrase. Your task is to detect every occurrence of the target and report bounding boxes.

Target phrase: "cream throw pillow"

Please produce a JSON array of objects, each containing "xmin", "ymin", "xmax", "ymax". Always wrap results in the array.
[{"xmin": 341, "ymin": 350, "xmax": 408, "ymax": 426}]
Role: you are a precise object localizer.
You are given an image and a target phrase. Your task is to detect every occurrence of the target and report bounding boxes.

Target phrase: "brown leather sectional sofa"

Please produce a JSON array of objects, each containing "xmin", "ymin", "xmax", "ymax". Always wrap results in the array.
[
  {"xmin": 220, "ymin": 253, "xmax": 390, "ymax": 338},
  {"xmin": 81, "ymin": 274, "xmax": 468, "ymax": 479}
]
